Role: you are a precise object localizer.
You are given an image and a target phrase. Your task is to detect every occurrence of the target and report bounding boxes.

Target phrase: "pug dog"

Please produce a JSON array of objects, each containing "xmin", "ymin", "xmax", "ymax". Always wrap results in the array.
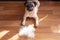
[{"xmin": 22, "ymin": 0, "xmax": 40, "ymax": 28}]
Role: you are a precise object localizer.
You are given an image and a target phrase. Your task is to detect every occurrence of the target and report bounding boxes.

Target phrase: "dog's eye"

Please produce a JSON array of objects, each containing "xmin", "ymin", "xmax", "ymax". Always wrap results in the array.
[{"xmin": 33, "ymin": 2, "xmax": 37, "ymax": 6}]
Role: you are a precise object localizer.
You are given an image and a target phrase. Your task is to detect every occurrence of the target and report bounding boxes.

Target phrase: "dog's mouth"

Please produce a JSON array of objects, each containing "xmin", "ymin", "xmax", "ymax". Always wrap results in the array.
[{"xmin": 27, "ymin": 7, "xmax": 33, "ymax": 11}]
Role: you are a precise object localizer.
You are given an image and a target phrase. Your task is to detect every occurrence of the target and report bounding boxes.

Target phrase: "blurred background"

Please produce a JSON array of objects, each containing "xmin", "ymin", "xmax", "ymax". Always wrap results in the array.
[
  {"xmin": 0, "ymin": 0, "xmax": 60, "ymax": 1},
  {"xmin": 0, "ymin": 0, "xmax": 60, "ymax": 40}
]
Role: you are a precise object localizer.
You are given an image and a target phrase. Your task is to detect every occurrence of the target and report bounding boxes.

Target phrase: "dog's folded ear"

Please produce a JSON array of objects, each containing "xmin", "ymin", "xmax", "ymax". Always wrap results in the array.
[
  {"xmin": 24, "ymin": 1, "xmax": 28, "ymax": 6},
  {"xmin": 33, "ymin": 2, "xmax": 37, "ymax": 6},
  {"xmin": 24, "ymin": 1, "xmax": 26, "ymax": 6}
]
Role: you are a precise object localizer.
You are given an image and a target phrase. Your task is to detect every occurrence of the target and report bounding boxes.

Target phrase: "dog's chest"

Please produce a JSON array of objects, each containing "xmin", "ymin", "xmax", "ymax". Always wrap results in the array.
[
  {"xmin": 27, "ymin": 11, "xmax": 34, "ymax": 17},
  {"xmin": 25, "ymin": 7, "xmax": 38, "ymax": 17}
]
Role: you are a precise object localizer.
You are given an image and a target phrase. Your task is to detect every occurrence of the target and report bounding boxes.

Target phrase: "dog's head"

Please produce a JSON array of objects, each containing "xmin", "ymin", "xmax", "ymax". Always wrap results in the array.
[{"xmin": 24, "ymin": 1, "xmax": 37, "ymax": 11}]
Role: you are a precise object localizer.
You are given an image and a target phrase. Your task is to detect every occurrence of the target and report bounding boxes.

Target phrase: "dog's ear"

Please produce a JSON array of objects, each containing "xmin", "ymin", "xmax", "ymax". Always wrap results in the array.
[
  {"xmin": 33, "ymin": 2, "xmax": 37, "ymax": 6},
  {"xmin": 24, "ymin": 1, "xmax": 28, "ymax": 6}
]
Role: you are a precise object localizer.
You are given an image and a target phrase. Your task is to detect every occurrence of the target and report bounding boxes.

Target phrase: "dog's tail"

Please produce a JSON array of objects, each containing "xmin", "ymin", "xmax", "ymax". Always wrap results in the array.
[{"xmin": 31, "ymin": 14, "xmax": 48, "ymax": 26}]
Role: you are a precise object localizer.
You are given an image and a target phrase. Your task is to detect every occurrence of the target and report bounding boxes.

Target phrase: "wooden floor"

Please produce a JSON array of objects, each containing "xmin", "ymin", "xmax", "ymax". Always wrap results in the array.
[{"xmin": 0, "ymin": 1, "xmax": 60, "ymax": 40}]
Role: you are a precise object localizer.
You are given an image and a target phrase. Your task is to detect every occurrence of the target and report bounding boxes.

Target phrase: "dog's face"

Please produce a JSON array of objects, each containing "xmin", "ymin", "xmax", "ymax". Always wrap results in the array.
[{"xmin": 24, "ymin": 1, "xmax": 37, "ymax": 11}]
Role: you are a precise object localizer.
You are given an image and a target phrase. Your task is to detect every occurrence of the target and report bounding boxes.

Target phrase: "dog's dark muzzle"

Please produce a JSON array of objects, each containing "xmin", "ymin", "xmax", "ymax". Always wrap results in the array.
[{"xmin": 27, "ymin": 8, "xmax": 33, "ymax": 11}]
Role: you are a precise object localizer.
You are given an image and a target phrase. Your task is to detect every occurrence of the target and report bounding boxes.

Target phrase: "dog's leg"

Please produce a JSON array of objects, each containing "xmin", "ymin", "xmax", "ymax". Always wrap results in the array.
[
  {"xmin": 22, "ymin": 16, "xmax": 27, "ymax": 26},
  {"xmin": 34, "ymin": 16, "xmax": 39, "ymax": 28}
]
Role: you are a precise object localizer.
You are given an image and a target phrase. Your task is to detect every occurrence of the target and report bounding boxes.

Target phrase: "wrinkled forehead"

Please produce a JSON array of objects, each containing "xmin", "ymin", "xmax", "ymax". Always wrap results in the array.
[{"xmin": 26, "ymin": 1, "xmax": 35, "ymax": 6}]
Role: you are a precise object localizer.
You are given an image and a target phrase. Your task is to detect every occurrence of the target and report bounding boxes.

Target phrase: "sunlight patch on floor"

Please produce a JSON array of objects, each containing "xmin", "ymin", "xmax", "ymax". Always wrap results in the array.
[
  {"xmin": 8, "ymin": 33, "xmax": 19, "ymax": 40},
  {"xmin": 51, "ymin": 25, "xmax": 60, "ymax": 33},
  {"xmin": 0, "ymin": 30, "xmax": 9, "ymax": 39}
]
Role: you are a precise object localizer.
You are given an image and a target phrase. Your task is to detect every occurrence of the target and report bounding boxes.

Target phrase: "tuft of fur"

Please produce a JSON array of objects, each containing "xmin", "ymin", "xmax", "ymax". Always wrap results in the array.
[{"xmin": 19, "ymin": 25, "xmax": 35, "ymax": 38}]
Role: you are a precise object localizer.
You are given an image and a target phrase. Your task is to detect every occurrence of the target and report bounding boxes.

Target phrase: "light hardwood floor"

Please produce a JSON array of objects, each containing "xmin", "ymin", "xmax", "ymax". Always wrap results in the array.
[{"xmin": 0, "ymin": 1, "xmax": 60, "ymax": 40}]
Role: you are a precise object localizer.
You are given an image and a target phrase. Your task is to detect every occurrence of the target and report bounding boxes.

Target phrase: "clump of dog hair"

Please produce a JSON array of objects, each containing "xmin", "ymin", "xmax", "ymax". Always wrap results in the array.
[{"xmin": 19, "ymin": 24, "xmax": 35, "ymax": 38}]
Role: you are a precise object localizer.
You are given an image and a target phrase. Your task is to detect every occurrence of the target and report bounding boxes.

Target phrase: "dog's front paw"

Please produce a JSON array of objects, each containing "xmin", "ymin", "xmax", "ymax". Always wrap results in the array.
[
  {"xmin": 35, "ymin": 23, "xmax": 39, "ymax": 28},
  {"xmin": 22, "ymin": 22, "xmax": 25, "ymax": 26}
]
